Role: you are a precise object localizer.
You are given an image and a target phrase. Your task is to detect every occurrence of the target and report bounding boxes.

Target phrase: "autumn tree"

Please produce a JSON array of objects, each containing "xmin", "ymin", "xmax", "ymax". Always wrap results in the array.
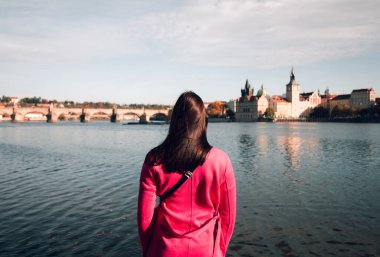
[{"xmin": 207, "ymin": 101, "xmax": 227, "ymax": 117}]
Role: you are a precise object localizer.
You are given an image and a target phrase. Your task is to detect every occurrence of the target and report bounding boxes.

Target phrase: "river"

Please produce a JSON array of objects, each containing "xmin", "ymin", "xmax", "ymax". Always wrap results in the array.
[{"xmin": 0, "ymin": 122, "xmax": 379, "ymax": 257}]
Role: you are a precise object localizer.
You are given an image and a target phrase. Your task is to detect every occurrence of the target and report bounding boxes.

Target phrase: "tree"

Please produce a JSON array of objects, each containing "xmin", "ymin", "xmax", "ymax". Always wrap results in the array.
[
  {"xmin": 1, "ymin": 95, "xmax": 10, "ymax": 103},
  {"xmin": 331, "ymin": 105, "xmax": 354, "ymax": 118},
  {"xmin": 20, "ymin": 97, "xmax": 41, "ymax": 104},
  {"xmin": 264, "ymin": 107, "xmax": 275, "ymax": 118},
  {"xmin": 310, "ymin": 106, "xmax": 329, "ymax": 119},
  {"xmin": 226, "ymin": 109, "xmax": 235, "ymax": 119},
  {"xmin": 207, "ymin": 101, "xmax": 227, "ymax": 117}
]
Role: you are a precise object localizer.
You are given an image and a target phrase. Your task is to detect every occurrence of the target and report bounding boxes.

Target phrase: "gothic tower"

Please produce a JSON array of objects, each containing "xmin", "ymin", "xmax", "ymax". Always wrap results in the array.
[
  {"xmin": 241, "ymin": 79, "xmax": 254, "ymax": 98},
  {"xmin": 286, "ymin": 66, "xmax": 299, "ymax": 104}
]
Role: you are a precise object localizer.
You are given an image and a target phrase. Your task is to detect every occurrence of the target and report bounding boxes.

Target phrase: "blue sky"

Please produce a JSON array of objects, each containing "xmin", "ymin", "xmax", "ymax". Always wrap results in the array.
[{"xmin": 1, "ymin": 0, "xmax": 380, "ymax": 104}]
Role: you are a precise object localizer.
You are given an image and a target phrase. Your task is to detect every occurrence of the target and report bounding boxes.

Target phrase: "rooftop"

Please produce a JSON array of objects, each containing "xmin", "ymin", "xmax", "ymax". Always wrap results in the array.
[
  {"xmin": 272, "ymin": 95, "xmax": 289, "ymax": 103},
  {"xmin": 352, "ymin": 88, "xmax": 374, "ymax": 93},
  {"xmin": 332, "ymin": 94, "xmax": 351, "ymax": 101}
]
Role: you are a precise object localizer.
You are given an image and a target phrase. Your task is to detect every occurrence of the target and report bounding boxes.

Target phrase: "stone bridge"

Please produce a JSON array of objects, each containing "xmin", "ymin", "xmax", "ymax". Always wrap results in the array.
[{"xmin": 0, "ymin": 105, "xmax": 171, "ymax": 123}]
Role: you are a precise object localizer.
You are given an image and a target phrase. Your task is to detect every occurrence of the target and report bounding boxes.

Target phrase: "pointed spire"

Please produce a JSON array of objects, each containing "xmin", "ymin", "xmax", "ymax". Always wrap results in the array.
[
  {"xmin": 245, "ymin": 79, "xmax": 250, "ymax": 89},
  {"xmin": 290, "ymin": 65, "xmax": 296, "ymax": 83}
]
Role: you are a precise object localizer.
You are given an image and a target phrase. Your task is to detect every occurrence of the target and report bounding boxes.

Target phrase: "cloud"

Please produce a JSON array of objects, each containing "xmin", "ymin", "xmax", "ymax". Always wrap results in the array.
[
  {"xmin": 131, "ymin": 0, "xmax": 380, "ymax": 67},
  {"xmin": 0, "ymin": 24, "xmax": 143, "ymax": 64},
  {"xmin": 1, "ymin": 0, "xmax": 380, "ymax": 68}
]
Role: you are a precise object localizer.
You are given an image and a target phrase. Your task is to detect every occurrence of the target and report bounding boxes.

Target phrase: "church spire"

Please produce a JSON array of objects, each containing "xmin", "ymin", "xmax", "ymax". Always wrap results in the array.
[{"xmin": 290, "ymin": 65, "xmax": 295, "ymax": 81}]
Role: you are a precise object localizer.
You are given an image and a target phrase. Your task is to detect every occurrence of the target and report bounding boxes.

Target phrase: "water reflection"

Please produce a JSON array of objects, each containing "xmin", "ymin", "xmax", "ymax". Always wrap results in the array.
[
  {"xmin": 281, "ymin": 136, "xmax": 302, "ymax": 171},
  {"xmin": 257, "ymin": 134, "xmax": 269, "ymax": 152}
]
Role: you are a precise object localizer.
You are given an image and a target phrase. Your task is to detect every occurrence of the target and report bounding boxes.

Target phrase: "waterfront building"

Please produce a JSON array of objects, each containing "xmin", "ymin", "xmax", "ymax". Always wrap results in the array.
[
  {"xmin": 350, "ymin": 88, "xmax": 376, "ymax": 109},
  {"xmin": 227, "ymin": 99, "xmax": 237, "ymax": 113},
  {"xmin": 329, "ymin": 94, "xmax": 351, "ymax": 112},
  {"xmin": 320, "ymin": 88, "xmax": 336, "ymax": 110},
  {"xmin": 235, "ymin": 67, "xmax": 321, "ymax": 121},
  {"xmin": 235, "ymin": 80, "xmax": 273, "ymax": 121},
  {"xmin": 235, "ymin": 79, "xmax": 256, "ymax": 121}
]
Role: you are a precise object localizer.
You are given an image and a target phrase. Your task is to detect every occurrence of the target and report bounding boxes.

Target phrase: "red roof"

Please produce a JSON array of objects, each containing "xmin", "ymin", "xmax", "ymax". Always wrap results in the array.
[{"xmin": 320, "ymin": 94, "xmax": 337, "ymax": 99}]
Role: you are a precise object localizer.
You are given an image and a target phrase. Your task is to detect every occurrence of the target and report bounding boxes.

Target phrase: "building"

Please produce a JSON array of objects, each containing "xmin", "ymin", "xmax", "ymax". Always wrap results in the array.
[
  {"xmin": 350, "ymin": 88, "xmax": 376, "ymax": 109},
  {"xmin": 236, "ymin": 67, "xmax": 321, "ymax": 121},
  {"xmin": 235, "ymin": 79, "xmax": 255, "ymax": 121},
  {"xmin": 319, "ymin": 88, "xmax": 336, "ymax": 110},
  {"xmin": 329, "ymin": 94, "xmax": 351, "ymax": 112},
  {"xmin": 235, "ymin": 80, "xmax": 273, "ymax": 121},
  {"xmin": 227, "ymin": 99, "xmax": 237, "ymax": 113}
]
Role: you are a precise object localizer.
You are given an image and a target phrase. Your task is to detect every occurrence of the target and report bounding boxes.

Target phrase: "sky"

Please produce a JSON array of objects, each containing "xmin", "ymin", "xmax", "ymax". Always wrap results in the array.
[{"xmin": 1, "ymin": 0, "xmax": 380, "ymax": 104}]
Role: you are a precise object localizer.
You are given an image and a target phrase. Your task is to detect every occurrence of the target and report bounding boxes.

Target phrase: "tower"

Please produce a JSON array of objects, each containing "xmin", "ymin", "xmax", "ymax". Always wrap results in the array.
[
  {"xmin": 286, "ymin": 66, "xmax": 299, "ymax": 104},
  {"xmin": 324, "ymin": 87, "xmax": 330, "ymax": 96},
  {"xmin": 241, "ymin": 79, "xmax": 254, "ymax": 98}
]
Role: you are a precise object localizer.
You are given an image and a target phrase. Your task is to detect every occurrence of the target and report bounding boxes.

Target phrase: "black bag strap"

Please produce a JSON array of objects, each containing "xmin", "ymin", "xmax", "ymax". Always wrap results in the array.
[{"xmin": 160, "ymin": 171, "xmax": 193, "ymax": 203}]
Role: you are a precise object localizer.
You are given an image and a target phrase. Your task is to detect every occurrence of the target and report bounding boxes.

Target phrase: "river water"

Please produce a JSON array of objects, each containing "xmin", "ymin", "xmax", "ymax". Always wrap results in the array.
[{"xmin": 0, "ymin": 122, "xmax": 379, "ymax": 257}]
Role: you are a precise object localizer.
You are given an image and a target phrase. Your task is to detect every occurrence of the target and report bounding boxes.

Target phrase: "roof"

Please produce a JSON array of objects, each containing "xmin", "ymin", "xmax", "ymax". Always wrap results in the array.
[
  {"xmin": 239, "ymin": 95, "xmax": 255, "ymax": 102},
  {"xmin": 299, "ymin": 92, "xmax": 314, "ymax": 101},
  {"xmin": 320, "ymin": 94, "xmax": 337, "ymax": 99},
  {"xmin": 272, "ymin": 95, "xmax": 289, "ymax": 103},
  {"xmin": 332, "ymin": 94, "xmax": 351, "ymax": 101},
  {"xmin": 300, "ymin": 92, "xmax": 313, "ymax": 97},
  {"xmin": 352, "ymin": 88, "xmax": 374, "ymax": 93}
]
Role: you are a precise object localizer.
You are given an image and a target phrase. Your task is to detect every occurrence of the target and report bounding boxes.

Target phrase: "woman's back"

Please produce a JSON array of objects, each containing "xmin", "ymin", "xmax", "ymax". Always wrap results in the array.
[
  {"xmin": 137, "ymin": 91, "xmax": 236, "ymax": 257},
  {"xmin": 138, "ymin": 147, "xmax": 236, "ymax": 257}
]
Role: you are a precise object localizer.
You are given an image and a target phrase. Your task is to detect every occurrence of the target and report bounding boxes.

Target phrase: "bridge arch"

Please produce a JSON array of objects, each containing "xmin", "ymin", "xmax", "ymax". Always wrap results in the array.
[
  {"xmin": 120, "ymin": 112, "xmax": 141, "ymax": 118},
  {"xmin": 119, "ymin": 112, "xmax": 141, "ymax": 123},
  {"xmin": 90, "ymin": 111, "xmax": 112, "ymax": 121},
  {"xmin": 149, "ymin": 112, "xmax": 168, "ymax": 121},
  {"xmin": 24, "ymin": 111, "xmax": 47, "ymax": 121}
]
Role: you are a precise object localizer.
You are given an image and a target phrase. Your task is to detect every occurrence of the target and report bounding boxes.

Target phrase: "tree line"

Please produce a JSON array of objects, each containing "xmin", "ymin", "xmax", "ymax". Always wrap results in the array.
[{"xmin": 310, "ymin": 105, "xmax": 380, "ymax": 119}]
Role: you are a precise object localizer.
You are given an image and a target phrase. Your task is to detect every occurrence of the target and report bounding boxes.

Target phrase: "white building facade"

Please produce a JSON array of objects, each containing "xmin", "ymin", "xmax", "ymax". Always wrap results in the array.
[{"xmin": 236, "ymin": 68, "xmax": 321, "ymax": 121}]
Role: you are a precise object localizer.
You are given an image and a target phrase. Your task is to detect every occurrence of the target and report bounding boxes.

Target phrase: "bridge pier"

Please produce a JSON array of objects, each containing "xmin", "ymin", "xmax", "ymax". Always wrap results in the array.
[
  {"xmin": 11, "ymin": 106, "xmax": 23, "ymax": 122},
  {"xmin": 139, "ymin": 113, "xmax": 148, "ymax": 124},
  {"xmin": 111, "ymin": 107, "xmax": 122, "ymax": 122},
  {"xmin": 47, "ymin": 112, "xmax": 58, "ymax": 123},
  {"xmin": 80, "ymin": 113, "xmax": 90, "ymax": 122},
  {"xmin": 11, "ymin": 113, "xmax": 23, "ymax": 122},
  {"xmin": 111, "ymin": 114, "xmax": 123, "ymax": 122}
]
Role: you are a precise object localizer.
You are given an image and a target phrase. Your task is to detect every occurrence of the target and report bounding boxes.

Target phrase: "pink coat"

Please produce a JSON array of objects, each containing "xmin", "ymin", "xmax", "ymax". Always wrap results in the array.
[{"xmin": 138, "ymin": 147, "xmax": 236, "ymax": 257}]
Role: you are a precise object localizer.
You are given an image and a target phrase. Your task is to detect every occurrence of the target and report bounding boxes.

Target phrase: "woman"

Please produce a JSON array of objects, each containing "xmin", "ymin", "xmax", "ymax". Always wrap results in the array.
[{"xmin": 137, "ymin": 91, "xmax": 236, "ymax": 257}]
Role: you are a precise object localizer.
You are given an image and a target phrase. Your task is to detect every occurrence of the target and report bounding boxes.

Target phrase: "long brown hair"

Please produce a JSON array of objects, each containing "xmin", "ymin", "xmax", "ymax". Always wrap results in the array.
[{"xmin": 148, "ymin": 91, "xmax": 212, "ymax": 172}]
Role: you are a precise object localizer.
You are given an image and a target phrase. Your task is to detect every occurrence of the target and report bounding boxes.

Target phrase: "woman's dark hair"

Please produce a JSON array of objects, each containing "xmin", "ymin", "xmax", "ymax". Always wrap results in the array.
[{"xmin": 148, "ymin": 91, "xmax": 212, "ymax": 172}]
